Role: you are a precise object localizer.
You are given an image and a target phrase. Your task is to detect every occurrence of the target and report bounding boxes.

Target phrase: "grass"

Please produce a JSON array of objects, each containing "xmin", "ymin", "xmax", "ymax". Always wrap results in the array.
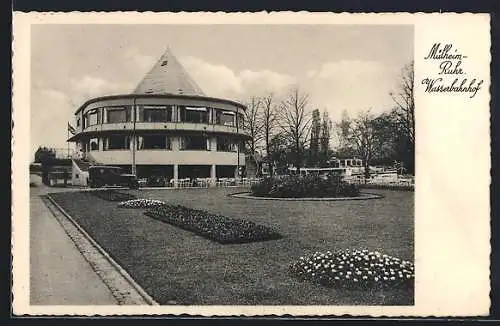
[{"xmin": 48, "ymin": 188, "xmax": 414, "ymax": 305}]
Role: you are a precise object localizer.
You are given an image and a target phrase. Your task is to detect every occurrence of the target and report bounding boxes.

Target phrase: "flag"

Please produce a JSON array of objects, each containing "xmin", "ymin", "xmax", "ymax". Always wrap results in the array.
[{"xmin": 68, "ymin": 122, "xmax": 76, "ymax": 135}]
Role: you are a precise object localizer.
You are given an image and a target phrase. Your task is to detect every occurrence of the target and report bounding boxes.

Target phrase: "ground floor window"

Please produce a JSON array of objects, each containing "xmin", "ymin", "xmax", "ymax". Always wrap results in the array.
[
  {"xmin": 89, "ymin": 138, "xmax": 99, "ymax": 151},
  {"xmin": 178, "ymin": 165, "xmax": 211, "ymax": 179},
  {"xmin": 138, "ymin": 135, "xmax": 172, "ymax": 150},
  {"xmin": 216, "ymin": 165, "xmax": 237, "ymax": 178},
  {"xmin": 180, "ymin": 135, "xmax": 210, "ymax": 151},
  {"xmin": 105, "ymin": 135, "xmax": 130, "ymax": 150}
]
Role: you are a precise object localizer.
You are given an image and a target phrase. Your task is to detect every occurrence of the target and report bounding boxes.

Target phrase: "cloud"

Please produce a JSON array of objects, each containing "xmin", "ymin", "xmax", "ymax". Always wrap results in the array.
[
  {"xmin": 180, "ymin": 56, "xmax": 296, "ymax": 100},
  {"xmin": 180, "ymin": 56, "xmax": 244, "ymax": 96},
  {"xmin": 123, "ymin": 48, "xmax": 155, "ymax": 72},
  {"xmin": 30, "ymin": 87, "xmax": 74, "ymax": 156},
  {"xmin": 239, "ymin": 69, "xmax": 296, "ymax": 96},
  {"xmin": 304, "ymin": 60, "xmax": 400, "ymax": 121},
  {"xmin": 39, "ymin": 89, "xmax": 67, "ymax": 102},
  {"xmin": 69, "ymin": 75, "xmax": 134, "ymax": 104}
]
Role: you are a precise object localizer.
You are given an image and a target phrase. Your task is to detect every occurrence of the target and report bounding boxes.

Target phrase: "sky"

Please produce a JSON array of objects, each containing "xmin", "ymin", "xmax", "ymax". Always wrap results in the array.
[{"xmin": 30, "ymin": 24, "xmax": 413, "ymax": 157}]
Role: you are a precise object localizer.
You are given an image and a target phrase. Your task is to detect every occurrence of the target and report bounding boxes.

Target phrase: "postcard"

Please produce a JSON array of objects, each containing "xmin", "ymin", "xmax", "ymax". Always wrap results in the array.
[{"xmin": 11, "ymin": 12, "xmax": 491, "ymax": 316}]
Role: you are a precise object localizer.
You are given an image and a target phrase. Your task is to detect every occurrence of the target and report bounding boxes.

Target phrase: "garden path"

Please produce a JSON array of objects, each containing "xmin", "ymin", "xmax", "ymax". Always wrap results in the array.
[{"xmin": 29, "ymin": 175, "xmax": 117, "ymax": 305}]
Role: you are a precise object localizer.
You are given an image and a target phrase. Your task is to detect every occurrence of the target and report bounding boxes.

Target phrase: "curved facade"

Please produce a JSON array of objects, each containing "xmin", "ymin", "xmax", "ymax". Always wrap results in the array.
[{"xmin": 69, "ymin": 93, "xmax": 249, "ymax": 184}]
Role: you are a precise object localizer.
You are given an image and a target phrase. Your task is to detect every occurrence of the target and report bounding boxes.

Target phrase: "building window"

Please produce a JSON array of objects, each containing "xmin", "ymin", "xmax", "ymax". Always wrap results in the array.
[
  {"xmin": 215, "ymin": 109, "xmax": 236, "ymax": 126},
  {"xmin": 217, "ymin": 136, "xmax": 237, "ymax": 152},
  {"xmin": 137, "ymin": 135, "xmax": 172, "ymax": 150},
  {"xmin": 237, "ymin": 113, "xmax": 244, "ymax": 129},
  {"xmin": 89, "ymin": 138, "xmax": 99, "ymax": 151},
  {"xmin": 141, "ymin": 106, "xmax": 172, "ymax": 122},
  {"xmin": 87, "ymin": 109, "xmax": 99, "ymax": 126},
  {"xmin": 76, "ymin": 117, "xmax": 81, "ymax": 127},
  {"xmin": 106, "ymin": 107, "xmax": 130, "ymax": 123},
  {"xmin": 179, "ymin": 106, "xmax": 209, "ymax": 124},
  {"xmin": 106, "ymin": 135, "xmax": 130, "ymax": 150},
  {"xmin": 180, "ymin": 135, "xmax": 210, "ymax": 151}
]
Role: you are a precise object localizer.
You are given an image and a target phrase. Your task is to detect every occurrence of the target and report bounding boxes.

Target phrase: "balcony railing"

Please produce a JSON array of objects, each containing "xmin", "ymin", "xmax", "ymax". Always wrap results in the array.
[{"xmin": 79, "ymin": 121, "xmax": 250, "ymax": 137}]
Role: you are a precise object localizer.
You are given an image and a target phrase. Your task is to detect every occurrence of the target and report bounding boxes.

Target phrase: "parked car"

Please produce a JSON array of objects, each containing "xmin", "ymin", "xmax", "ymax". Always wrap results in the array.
[{"xmin": 88, "ymin": 166, "xmax": 139, "ymax": 189}]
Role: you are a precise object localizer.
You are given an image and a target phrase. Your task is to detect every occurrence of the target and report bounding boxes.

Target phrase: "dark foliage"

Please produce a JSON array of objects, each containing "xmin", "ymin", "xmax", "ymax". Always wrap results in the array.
[
  {"xmin": 251, "ymin": 175, "xmax": 360, "ymax": 198},
  {"xmin": 90, "ymin": 189, "xmax": 137, "ymax": 202},
  {"xmin": 144, "ymin": 204, "xmax": 282, "ymax": 244}
]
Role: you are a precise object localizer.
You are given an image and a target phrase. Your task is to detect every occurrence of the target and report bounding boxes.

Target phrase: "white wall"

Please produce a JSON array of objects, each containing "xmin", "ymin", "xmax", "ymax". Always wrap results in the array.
[{"xmin": 90, "ymin": 149, "xmax": 245, "ymax": 166}]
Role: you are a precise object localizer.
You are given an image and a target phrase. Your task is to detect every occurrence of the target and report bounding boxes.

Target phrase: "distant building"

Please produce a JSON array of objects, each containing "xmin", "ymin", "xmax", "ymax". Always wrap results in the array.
[{"xmin": 68, "ymin": 48, "xmax": 250, "ymax": 186}]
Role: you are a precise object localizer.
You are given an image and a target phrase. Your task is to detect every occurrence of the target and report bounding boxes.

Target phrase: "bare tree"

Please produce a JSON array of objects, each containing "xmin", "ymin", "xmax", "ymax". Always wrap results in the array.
[
  {"xmin": 390, "ymin": 61, "xmax": 415, "ymax": 146},
  {"xmin": 243, "ymin": 96, "xmax": 264, "ymax": 175},
  {"xmin": 390, "ymin": 61, "xmax": 415, "ymax": 175},
  {"xmin": 260, "ymin": 93, "xmax": 277, "ymax": 176},
  {"xmin": 278, "ymin": 88, "xmax": 312, "ymax": 173},
  {"xmin": 319, "ymin": 110, "xmax": 333, "ymax": 166},
  {"xmin": 348, "ymin": 110, "xmax": 388, "ymax": 179}
]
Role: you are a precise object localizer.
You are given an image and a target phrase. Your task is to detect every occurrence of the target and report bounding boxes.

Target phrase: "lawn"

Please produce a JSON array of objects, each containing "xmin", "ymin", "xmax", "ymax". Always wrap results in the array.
[{"xmin": 48, "ymin": 188, "xmax": 414, "ymax": 305}]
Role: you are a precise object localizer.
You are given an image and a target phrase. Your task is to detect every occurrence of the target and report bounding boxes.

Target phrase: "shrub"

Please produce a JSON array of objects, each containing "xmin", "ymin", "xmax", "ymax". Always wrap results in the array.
[
  {"xmin": 290, "ymin": 249, "xmax": 414, "ymax": 289},
  {"xmin": 118, "ymin": 198, "xmax": 166, "ymax": 208},
  {"xmin": 90, "ymin": 190, "xmax": 136, "ymax": 202},
  {"xmin": 251, "ymin": 175, "xmax": 360, "ymax": 198},
  {"xmin": 144, "ymin": 204, "xmax": 282, "ymax": 244}
]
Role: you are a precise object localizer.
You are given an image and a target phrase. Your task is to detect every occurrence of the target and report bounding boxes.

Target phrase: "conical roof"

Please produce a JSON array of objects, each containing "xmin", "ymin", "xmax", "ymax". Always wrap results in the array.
[{"xmin": 133, "ymin": 47, "xmax": 206, "ymax": 96}]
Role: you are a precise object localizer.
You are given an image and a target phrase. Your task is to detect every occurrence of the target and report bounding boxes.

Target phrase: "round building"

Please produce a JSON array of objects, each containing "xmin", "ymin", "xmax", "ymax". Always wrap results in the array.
[{"xmin": 68, "ymin": 48, "xmax": 250, "ymax": 187}]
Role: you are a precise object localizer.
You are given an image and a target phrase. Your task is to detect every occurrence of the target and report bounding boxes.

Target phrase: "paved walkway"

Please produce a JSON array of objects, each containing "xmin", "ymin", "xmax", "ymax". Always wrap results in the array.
[{"xmin": 29, "ymin": 175, "xmax": 117, "ymax": 305}]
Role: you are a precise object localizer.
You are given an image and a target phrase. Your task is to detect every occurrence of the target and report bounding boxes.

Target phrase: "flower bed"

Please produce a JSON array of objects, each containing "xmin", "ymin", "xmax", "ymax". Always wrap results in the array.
[
  {"xmin": 289, "ymin": 249, "xmax": 414, "ymax": 289},
  {"xmin": 251, "ymin": 175, "xmax": 360, "ymax": 198},
  {"xmin": 144, "ymin": 204, "xmax": 282, "ymax": 244},
  {"xmin": 118, "ymin": 198, "xmax": 166, "ymax": 208},
  {"xmin": 90, "ymin": 190, "xmax": 137, "ymax": 202}
]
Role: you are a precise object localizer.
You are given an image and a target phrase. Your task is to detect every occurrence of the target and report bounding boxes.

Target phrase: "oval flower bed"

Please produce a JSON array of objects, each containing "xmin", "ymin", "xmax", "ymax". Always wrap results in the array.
[
  {"xmin": 289, "ymin": 249, "xmax": 414, "ymax": 289},
  {"xmin": 144, "ymin": 204, "xmax": 282, "ymax": 244},
  {"xmin": 90, "ymin": 190, "xmax": 137, "ymax": 202},
  {"xmin": 251, "ymin": 175, "xmax": 360, "ymax": 198},
  {"xmin": 118, "ymin": 198, "xmax": 166, "ymax": 208}
]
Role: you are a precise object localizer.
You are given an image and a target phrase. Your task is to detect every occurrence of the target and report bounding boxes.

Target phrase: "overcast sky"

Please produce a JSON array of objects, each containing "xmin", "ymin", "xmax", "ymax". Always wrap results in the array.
[{"xmin": 31, "ymin": 24, "xmax": 413, "ymax": 157}]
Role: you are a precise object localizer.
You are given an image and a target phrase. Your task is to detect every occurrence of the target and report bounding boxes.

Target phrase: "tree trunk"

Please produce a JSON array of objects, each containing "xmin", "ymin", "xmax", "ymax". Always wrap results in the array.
[{"xmin": 364, "ymin": 160, "xmax": 370, "ymax": 181}]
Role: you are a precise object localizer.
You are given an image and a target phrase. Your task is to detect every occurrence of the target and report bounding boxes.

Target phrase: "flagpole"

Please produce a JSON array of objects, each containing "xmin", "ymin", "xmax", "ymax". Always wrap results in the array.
[{"xmin": 67, "ymin": 122, "xmax": 70, "ymax": 158}]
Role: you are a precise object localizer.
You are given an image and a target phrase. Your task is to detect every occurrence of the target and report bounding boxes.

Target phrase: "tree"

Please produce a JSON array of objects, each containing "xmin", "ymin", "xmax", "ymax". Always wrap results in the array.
[
  {"xmin": 278, "ymin": 88, "xmax": 312, "ymax": 173},
  {"xmin": 308, "ymin": 109, "xmax": 321, "ymax": 167},
  {"xmin": 334, "ymin": 110, "xmax": 356, "ymax": 159},
  {"xmin": 34, "ymin": 146, "xmax": 56, "ymax": 185},
  {"xmin": 260, "ymin": 93, "xmax": 277, "ymax": 176},
  {"xmin": 390, "ymin": 61, "xmax": 415, "ymax": 175},
  {"xmin": 243, "ymin": 96, "xmax": 264, "ymax": 175},
  {"xmin": 347, "ymin": 110, "xmax": 391, "ymax": 179},
  {"xmin": 319, "ymin": 110, "xmax": 333, "ymax": 166},
  {"xmin": 34, "ymin": 146, "xmax": 55, "ymax": 164},
  {"xmin": 267, "ymin": 133, "xmax": 291, "ymax": 175}
]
